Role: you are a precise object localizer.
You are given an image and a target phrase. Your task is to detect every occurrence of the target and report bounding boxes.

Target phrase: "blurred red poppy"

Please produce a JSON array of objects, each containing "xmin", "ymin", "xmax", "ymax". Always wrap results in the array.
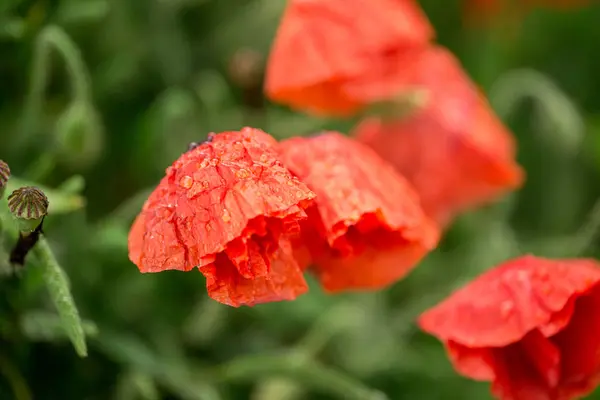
[
  {"xmin": 128, "ymin": 127, "xmax": 316, "ymax": 307},
  {"xmin": 265, "ymin": 0, "xmax": 434, "ymax": 117},
  {"xmin": 419, "ymin": 255, "xmax": 600, "ymax": 400},
  {"xmin": 353, "ymin": 47, "xmax": 523, "ymax": 225},
  {"xmin": 279, "ymin": 132, "xmax": 439, "ymax": 292}
]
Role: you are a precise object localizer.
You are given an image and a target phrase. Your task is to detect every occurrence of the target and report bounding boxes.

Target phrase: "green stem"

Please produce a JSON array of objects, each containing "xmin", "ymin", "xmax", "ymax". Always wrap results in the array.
[
  {"xmin": 570, "ymin": 197, "xmax": 600, "ymax": 256},
  {"xmin": 0, "ymin": 210, "xmax": 12, "ymax": 275},
  {"xmin": 21, "ymin": 24, "xmax": 93, "ymax": 141},
  {"xmin": 294, "ymin": 303, "xmax": 355, "ymax": 357},
  {"xmin": 105, "ymin": 187, "xmax": 154, "ymax": 226},
  {"xmin": 489, "ymin": 68, "xmax": 584, "ymax": 156},
  {"xmin": 32, "ymin": 235, "xmax": 87, "ymax": 357},
  {"xmin": 22, "ymin": 153, "xmax": 57, "ymax": 183},
  {"xmin": 215, "ymin": 353, "xmax": 386, "ymax": 400},
  {"xmin": 0, "ymin": 352, "xmax": 31, "ymax": 400}
]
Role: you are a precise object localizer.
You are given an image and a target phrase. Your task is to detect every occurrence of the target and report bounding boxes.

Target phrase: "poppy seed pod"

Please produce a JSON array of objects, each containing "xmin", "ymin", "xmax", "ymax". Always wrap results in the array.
[
  {"xmin": 7, "ymin": 186, "xmax": 49, "ymax": 233},
  {"xmin": 0, "ymin": 160, "xmax": 10, "ymax": 199},
  {"xmin": 55, "ymin": 101, "xmax": 104, "ymax": 169}
]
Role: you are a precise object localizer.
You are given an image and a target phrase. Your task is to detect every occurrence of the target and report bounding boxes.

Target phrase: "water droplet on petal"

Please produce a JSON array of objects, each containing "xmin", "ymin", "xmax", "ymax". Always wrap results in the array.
[{"xmin": 179, "ymin": 175, "xmax": 194, "ymax": 189}]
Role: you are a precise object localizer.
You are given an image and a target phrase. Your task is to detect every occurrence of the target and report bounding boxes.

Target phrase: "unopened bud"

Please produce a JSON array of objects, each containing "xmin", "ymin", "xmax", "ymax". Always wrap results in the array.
[
  {"xmin": 0, "ymin": 160, "xmax": 10, "ymax": 199},
  {"xmin": 55, "ymin": 101, "xmax": 104, "ymax": 169},
  {"xmin": 228, "ymin": 48, "xmax": 263, "ymax": 89},
  {"xmin": 7, "ymin": 186, "xmax": 49, "ymax": 233}
]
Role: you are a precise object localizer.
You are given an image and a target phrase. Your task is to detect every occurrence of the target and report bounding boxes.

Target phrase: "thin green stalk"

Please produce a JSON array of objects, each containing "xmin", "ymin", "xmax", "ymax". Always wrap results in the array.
[
  {"xmin": 294, "ymin": 303, "xmax": 356, "ymax": 357},
  {"xmin": 0, "ymin": 352, "xmax": 31, "ymax": 400},
  {"xmin": 105, "ymin": 187, "xmax": 154, "ymax": 226},
  {"xmin": 216, "ymin": 353, "xmax": 386, "ymax": 400},
  {"xmin": 21, "ymin": 24, "xmax": 93, "ymax": 144},
  {"xmin": 252, "ymin": 303, "xmax": 357, "ymax": 400},
  {"xmin": 489, "ymin": 68, "xmax": 585, "ymax": 156},
  {"xmin": 570, "ymin": 197, "xmax": 600, "ymax": 256},
  {"xmin": 32, "ymin": 235, "xmax": 87, "ymax": 357}
]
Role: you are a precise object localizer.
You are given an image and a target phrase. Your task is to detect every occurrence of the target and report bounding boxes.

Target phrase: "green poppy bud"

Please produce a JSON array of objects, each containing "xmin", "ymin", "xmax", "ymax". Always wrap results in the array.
[
  {"xmin": 7, "ymin": 186, "xmax": 49, "ymax": 234},
  {"xmin": 0, "ymin": 160, "xmax": 10, "ymax": 199},
  {"xmin": 54, "ymin": 101, "xmax": 104, "ymax": 169}
]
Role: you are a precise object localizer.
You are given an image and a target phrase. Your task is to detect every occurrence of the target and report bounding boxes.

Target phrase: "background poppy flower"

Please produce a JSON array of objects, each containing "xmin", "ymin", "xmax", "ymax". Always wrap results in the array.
[
  {"xmin": 128, "ymin": 127, "xmax": 315, "ymax": 306},
  {"xmin": 419, "ymin": 255, "xmax": 600, "ymax": 400},
  {"xmin": 264, "ymin": 0, "xmax": 434, "ymax": 116},
  {"xmin": 279, "ymin": 132, "xmax": 439, "ymax": 292},
  {"xmin": 353, "ymin": 47, "xmax": 523, "ymax": 225}
]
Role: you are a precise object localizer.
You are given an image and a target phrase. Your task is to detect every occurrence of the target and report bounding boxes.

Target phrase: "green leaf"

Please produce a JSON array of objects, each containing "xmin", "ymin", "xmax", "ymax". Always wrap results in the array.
[
  {"xmin": 32, "ymin": 235, "xmax": 88, "ymax": 357},
  {"xmin": 20, "ymin": 310, "xmax": 97, "ymax": 342},
  {"xmin": 6, "ymin": 177, "xmax": 85, "ymax": 214}
]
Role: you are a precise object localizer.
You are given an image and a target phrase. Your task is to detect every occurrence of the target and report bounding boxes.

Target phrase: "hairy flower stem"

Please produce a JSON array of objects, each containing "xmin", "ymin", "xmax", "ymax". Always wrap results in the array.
[
  {"xmin": 9, "ymin": 219, "xmax": 44, "ymax": 266},
  {"xmin": 18, "ymin": 25, "xmax": 95, "ymax": 180},
  {"xmin": 22, "ymin": 25, "xmax": 92, "ymax": 134},
  {"xmin": 32, "ymin": 234, "xmax": 87, "ymax": 357}
]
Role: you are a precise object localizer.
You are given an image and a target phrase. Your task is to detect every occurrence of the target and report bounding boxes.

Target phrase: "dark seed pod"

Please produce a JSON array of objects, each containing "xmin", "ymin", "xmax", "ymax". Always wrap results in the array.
[
  {"xmin": 8, "ymin": 186, "xmax": 49, "ymax": 233},
  {"xmin": 0, "ymin": 160, "xmax": 10, "ymax": 198}
]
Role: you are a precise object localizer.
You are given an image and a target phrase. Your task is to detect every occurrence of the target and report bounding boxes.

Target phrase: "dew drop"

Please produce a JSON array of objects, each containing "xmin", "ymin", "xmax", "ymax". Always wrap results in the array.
[
  {"xmin": 179, "ymin": 175, "xmax": 194, "ymax": 189},
  {"xmin": 236, "ymin": 169, "xmax": 250, "ymax": 179},
  {"xmin": 222, "ymin": 209, "xmax": 231, "ymax": 223}
]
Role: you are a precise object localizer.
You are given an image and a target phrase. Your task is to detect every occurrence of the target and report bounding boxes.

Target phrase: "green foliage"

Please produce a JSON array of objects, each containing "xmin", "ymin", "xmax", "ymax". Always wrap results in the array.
[{"xmin": 1, "ymin": 0, "xmax": 600, "ymax": 399}]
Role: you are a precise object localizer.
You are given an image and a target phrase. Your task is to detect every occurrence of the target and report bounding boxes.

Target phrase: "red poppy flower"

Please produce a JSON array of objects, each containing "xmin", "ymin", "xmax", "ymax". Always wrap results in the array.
[
  {"xmin": 419, "ymin": 255, "xmax": 600, "ymax": 400},
  {"xmin": 353, "ymin": 47, "xmax": 523, "ymax": 225},
  {"xmin": 279, "ymin": 132, "xmax": 439, "ymax": 292},
  {"xmin": 128, "ymin": 127, "xmax": 316, "ymax": 307},
  {"xmin": 264, "ymin": 0, "xmax": 434, "ymax": 117}
]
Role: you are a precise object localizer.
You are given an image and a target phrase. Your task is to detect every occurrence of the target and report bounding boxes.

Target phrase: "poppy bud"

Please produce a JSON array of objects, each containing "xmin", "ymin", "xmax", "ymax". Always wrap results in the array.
[
  {"xmin": 229, "ymin": 48, "xmax": 263, "ymax": 90},
  {"xmin": 7, "ymin": 186, "xmax": 49, "ymax": 234},
  {"xmin": 0, "ymin": 160, "xmax": 10, "ymax": 199},
  {"xmin": 54, "ymin": 101, "xmax": 104, "ymax": 169}
]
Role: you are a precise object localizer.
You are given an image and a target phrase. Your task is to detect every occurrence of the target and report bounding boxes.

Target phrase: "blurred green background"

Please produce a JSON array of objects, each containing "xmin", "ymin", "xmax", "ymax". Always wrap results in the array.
[{"xmin": 2, "ymin": 0, "xmax": 600, "ymax": 399}]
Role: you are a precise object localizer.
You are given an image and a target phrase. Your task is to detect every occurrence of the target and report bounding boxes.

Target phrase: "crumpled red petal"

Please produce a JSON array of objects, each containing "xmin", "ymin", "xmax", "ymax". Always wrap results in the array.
[
  {"xmin": 199, "ymin": 238, "xmax": 308, "ymax": 307},
  {"xmin": 418, "ymin": 255, "xmax": 600, "ymax": 348},
  {"xmin": 551, "ymin": 287, "xmax": 600, "ymax": 399},
  {"xmin": 128, "ymin": 127, "xmax": 315, "ymax": 306},
  {"xmin": 489, "ymin": 329, "xmax": 561, "ymax": 400},
  {"xmin": 279, "ymin": 132, "xmax": 439, "ymax": 292},
  {"xmin": 353, "ymin": 47, "xmax": 523, "ymax": 224},
  {"xmin": 265, "ymin": 0, "xmax": 433, "ymax": 116},
  {"xmin": 419, "ymin": 256, "xmax": 600, "ymax": 400}
]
